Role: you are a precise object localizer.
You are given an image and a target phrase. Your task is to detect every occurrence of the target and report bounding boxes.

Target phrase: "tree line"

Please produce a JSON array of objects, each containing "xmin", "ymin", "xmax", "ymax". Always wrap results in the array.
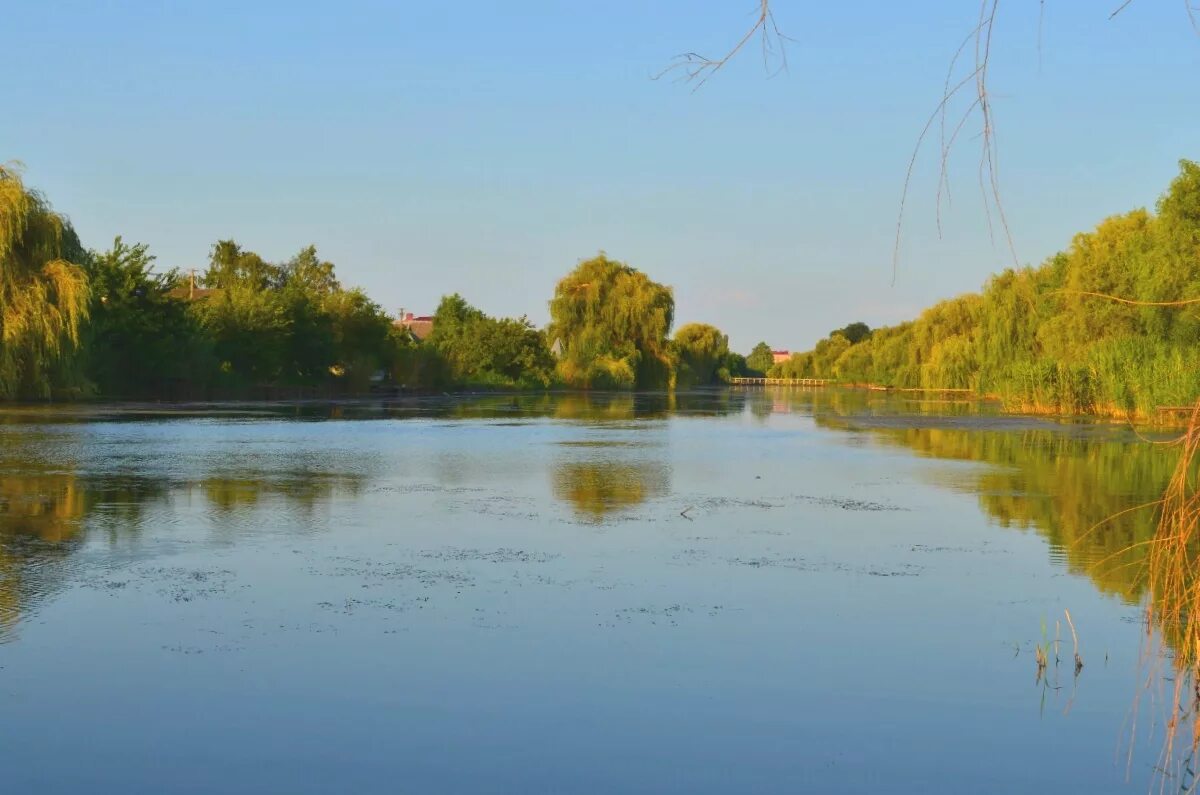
[
  {"xmin": 766, "ymin": 160, "xmax": 1200, "ymax": 418},
  {"xmin": 0, "ymin": 166, "xmax": 745, "ymax": 400}
]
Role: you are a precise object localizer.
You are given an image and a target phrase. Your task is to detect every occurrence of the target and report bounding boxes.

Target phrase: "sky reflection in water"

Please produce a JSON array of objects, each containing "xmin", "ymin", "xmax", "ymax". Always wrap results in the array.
[{"xmin": 0, "ymin": 390, "xmax": 1182, "ymax": 794}]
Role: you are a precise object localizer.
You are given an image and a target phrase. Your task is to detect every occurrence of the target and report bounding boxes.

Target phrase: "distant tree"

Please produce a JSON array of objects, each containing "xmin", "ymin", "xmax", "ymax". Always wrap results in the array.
[
  {"xmin": 203, "ymin": 239, "xmax": 281, "ymax": 291},
  {"xmin": 479, "ymin": 316, "xmax": 555, "ymax": 387},
  {"xmin": 832, "ymin": 341, "xmax": 873, "ymax": 384},
  {"xmin": 280, "ymin": 245, "xmax": 339, "ymax": 297},
  {"xmin": 725, "ymin": 351, "xmax": 750, "ymax": 377},
  {"xmin": 84, "ymin": 237, "xmax": 213, "ymax": 397},
  {"xmin": 323, "ymin": 288, "xmax": 395, "ymax": 391},
  {"xmin": 773, "ymin": 161, "xmax": 1200, "ymax": 410},
  {"xmin": 276, "ymin": 246, "xmax": 341, "ymax": 385},
  {"xmin": 194, "ymin": 282, "xmax": 290, "ymax": 386},
  {"xmin": 832, "ymin": 322, "xmax": 872, "ymax": 345},
  {"xmin": 810, "ymin": 333, "xmax": 852, "ymax": 378},
  {"xmin": 429, "ymin": 293, "xmax": 554, "ymax": 387},
  {"xmin": 745, "ymin": 341, "xmax": 774, "ymax": 376},
  {"xmin": 429, "ymin": 293, "xmax": 488, "ymax": 380},
  {"xmin": 674, "ymin": 322, "xmax": 731, "ymax": 387},
  {"xmin": 548, "ymin": 253, "xmax": 674, "ymax": 389},
  {"xmin": 0, "ymin": 164, "xmax": 90, "ymax": 399},
  {"xmin": 770, "ymin": 351, "xmax": 812, "ymax": 379}
]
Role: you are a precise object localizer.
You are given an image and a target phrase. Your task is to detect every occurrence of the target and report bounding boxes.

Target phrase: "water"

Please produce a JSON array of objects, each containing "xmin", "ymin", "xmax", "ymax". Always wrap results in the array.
[{"xmin": 0, "ymin": 390, "xmax": 1185, "ymax": 793}]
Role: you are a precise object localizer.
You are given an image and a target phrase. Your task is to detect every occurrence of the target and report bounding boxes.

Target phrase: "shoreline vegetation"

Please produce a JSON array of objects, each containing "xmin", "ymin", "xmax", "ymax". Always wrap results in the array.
[
  {"xmin": 4, "ymin": 160, "xmax": 1200, "ymax": 423},
  {"xmin": 765, "ymin": 160, "xmax": 1200, "ymax": 423},
  {"xmin": 1, "ymin": 163, "xmax": 742, "ymax": 402}
]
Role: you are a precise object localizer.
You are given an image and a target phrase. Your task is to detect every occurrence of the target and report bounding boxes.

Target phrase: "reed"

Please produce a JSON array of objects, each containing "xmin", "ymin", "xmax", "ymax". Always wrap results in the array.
[{"xmin": 1136, "ymin": 398, "xmax": 1200, "ymax": 791}]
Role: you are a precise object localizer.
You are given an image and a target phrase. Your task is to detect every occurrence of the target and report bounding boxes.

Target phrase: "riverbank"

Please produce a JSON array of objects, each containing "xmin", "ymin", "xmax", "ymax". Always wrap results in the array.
[{"xmin": 734, "ymin": 380, "xmax": 1199, "ymax": 427}]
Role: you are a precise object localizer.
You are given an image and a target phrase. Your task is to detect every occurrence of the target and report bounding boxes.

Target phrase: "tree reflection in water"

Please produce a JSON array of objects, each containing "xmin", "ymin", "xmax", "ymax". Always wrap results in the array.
[
  {"xmin": 0, "ymin": 461, "xmax": 363, "ymax": 642},
  {"xmin": 551, "ymin": 460, "xmax": 670, "ymax": 521},
  {"xmin": 773, "ymin": 387, "xmax": 1197, "ymax": 787}
]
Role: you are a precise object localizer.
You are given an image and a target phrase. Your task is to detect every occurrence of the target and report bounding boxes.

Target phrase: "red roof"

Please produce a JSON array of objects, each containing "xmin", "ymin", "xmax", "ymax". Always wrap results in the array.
[{"xmin": 397, "ymin": 313, "xmax": 435, "ymax": 341}]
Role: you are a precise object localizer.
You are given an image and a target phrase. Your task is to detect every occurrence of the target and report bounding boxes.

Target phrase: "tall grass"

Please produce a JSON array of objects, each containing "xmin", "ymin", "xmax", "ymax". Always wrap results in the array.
[{"xmin": 1139, "ymin": 401, "xmax": 1200, "ymax": 790}]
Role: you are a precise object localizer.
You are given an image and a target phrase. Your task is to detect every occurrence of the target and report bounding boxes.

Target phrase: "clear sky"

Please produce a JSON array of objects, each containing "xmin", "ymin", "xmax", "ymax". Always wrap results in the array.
[{"xmin": 5, "ymin": 1, "xmax": 1198, "ymax": 353}]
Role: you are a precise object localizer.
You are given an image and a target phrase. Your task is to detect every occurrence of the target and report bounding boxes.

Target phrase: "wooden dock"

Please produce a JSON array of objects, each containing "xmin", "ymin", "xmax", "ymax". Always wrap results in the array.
[{"xmin": 730, "ymin": 377, "xmax": 830, "ymax": 386}]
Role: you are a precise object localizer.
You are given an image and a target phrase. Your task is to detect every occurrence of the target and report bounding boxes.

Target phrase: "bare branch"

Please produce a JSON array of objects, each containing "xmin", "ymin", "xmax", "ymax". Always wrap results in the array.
[
  {"xmin": 1110, "ymin": 0, "xmax": 1137, "ymax": 20},
  {"xmin": 653, "ymin": 1, "xmax": 792, "ymax": 91},
  {"xmin": 895, "ymin": 1, "xmax": 1017, "ymax": 285},
  {"xmin": 663, "ymin": 2, "xmax": 1198, "ymax": 286},
  {"xmin": 1055, "ymin": 290, "xmax": 1200, "ymax": 307}
]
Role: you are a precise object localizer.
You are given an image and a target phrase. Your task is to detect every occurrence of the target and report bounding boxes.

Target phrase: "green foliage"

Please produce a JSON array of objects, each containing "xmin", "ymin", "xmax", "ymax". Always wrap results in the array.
[
  {"xmin": 84, "ymin": 237, "xmax": 213, "ymax": 397},
  {"xmin": 832, "ymin": 321, "xmax": 872, "ymax": 345},
  {"xmin": 204, "ymin": 239, "xmax": 281, "ymax": 291},
  {"xmin": 725, "ymin": 351, "xmax": 750, "ymax": 378},
  {"xmin": 745, "ymin": 341, "xmax": 774, "ymax": 376},
  {"xmin": 323, "ymin": 288, "xmax": 396, "ymax": 391},
  {"xmin": 771, "ymin": 333, "xmax": 849, "ymax": 379},
  {"xmin": 429, "ymin": 294, "xmax": 554, "ymax": 388},
  {"xmin": 549, "ymin": 253, "xmax": 675, "ymax": 389},
  {"xmin": 176, "ymin": 241, "xmax": 406, "ymax": 393},
  {"xmin": 195, "ymin": 281, "xmax": 291, "ymax": 386},
  {"xmin": 2, "ymin": 171, "xmax": 735, "ymax": 399},
  {"xmin": 0, "ymin": 164, "xmax": 90, "ymax": 399},
  {"xmin": 790, "ymin": 160, "xmax": 1200, "ymax": 417},
  {"xmin": 673, "ymin": 323, "xmax": 731, "ymax": 387}
]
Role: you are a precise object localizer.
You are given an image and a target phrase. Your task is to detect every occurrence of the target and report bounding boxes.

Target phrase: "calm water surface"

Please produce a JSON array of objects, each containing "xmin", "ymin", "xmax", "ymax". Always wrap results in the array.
[{"xmin": 0, "ymin": 390, "xmax": 1182, "ymax": 793}]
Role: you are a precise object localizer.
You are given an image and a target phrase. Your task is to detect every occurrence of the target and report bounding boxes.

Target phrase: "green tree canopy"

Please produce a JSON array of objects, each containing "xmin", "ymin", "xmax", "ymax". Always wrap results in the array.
[
  {"xmin": 549, "ymin": 254, "xmax": 674, "ymax": 389},
  {"xmin": 204, "ymin": 239, "xmax": 281, "ymax": 291},
  {"xmin": 429, "ymin": 293, "xmax": 554, "ymax": 388},
  {"xmin": 832, "ymin": 322, "xmax": 872, "ymax": 345},
  {"xmin": 745, "ymin": 342, "xmax": 774, "ymax": 376},
  {"xmin": 0, "ymin": 164, "xmax": 90, "ymax": 399},
  {"xmin": 787, "ymin": 160, "xmax": 1200, "ymax": 416},
  {"xmin": 673, "ymin": 322, "xmax": 731, "ymax": 387},
  {"xmin": 84, "ymin": 237, "xmax": 212, "ymax": 397}
]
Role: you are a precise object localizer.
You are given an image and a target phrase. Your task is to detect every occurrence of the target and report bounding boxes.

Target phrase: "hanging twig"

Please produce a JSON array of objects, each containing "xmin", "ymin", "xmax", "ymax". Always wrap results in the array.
[{"xmin": 653, "ymin": 1, "xmax": 793, "ymax": 91}]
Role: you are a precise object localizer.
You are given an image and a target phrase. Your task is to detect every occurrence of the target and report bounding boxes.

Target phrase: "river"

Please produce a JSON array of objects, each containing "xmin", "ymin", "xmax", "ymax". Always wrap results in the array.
[{"xmin": 0, "ymin": 390, "xmax": 1190, "ymax": 793}]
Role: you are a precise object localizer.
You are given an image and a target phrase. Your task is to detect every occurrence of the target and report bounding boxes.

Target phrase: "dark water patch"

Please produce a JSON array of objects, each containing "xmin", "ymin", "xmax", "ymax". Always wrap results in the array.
[
  {"xmin": 791, "ymin": 494, "xmax": 906, "ymax": 512},
  {"xmin": 316, "ymin": 597, "xmax": 413, "ymax": 615},
  {"xmin": 145, "ymin": 567, "xmax": 237, "ymax": 603},
  {"xmin": 459, "ymin": 495, "xmax": 541, "ymax": 520},
  {"xmin": 555, "ymin": 440, "xmax": 655, "ymax": 448},
  {"xmin": 694, "ymin": 494, "xmax": 904, "ymax": 513},
  {"xmin": 907, "ymin": 544, "xmax": 974, "ymax": 554},
  {"xmin": 729, "ymin": 555, "xmax": 819, "ymax": 572},
  {"xmin": 728, "ymin": 554, "xmax": 923, "ymax": 578},
  {"xmin": 670, "ymin": 548, "xmax": 711, "ymax": 563},
  {"xmin": 315, "ymin": 558, "xmax": 476, "ymax": 589},
  {"xmin": 161, "ymin": 644, "xmax": 208, "ymax": 655},
  {"xmin": 700, "ymin": 497, "xmax": 783, "ymax": 510},
  {"xmin": 369, "ymin": 483, "xmax": 486, "ymax": 495},
  {"xmin": 608, "ymin": 603, "xmax": 727, "ymax": 627},
  {"xmin": 416, "ymin": 547, "xmax": 560, "ymax": 565}
]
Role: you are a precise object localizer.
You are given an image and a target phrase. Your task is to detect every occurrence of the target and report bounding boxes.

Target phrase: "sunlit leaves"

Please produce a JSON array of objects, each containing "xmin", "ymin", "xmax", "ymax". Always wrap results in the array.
[
  {"xmin": 673, "ymin": 323, "xmax": 731, "ymax": 387},
  {"xmin": 789, "ymin": 160, "xmax": 1200, "ymax": 417},
  {"xmin": 0, "ymin": 165, "xmax": 89, "ymax": 399},
  {"xmin": 549, "ymin": 254, "xmax": 674, "ymax": 389}
]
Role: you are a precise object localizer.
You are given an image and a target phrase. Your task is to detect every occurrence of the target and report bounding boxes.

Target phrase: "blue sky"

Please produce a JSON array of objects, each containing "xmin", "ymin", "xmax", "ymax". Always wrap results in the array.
[{"xmin": 5, "ymin": 1, "xmax": 1198, "ymax": 353}]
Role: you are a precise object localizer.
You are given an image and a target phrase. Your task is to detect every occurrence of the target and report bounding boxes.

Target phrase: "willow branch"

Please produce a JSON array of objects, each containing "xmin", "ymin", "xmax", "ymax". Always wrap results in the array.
[{"xmin": 653, "ymin": 1, "xmax": 792, "ymax": 91}]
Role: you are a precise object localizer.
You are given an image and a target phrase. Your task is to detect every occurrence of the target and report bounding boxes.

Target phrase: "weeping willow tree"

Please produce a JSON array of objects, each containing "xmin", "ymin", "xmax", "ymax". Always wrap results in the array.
[
  {"xmin": 673, "ymin": 322, "xmax": 732, "ymax": 387},
  {"xmin": 0, "ymin": 165, "xmax": 89, "ymax": 399},
  {"xmin": 548, "ymin": 253, "xmax": 674, "ymax": 389}
]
